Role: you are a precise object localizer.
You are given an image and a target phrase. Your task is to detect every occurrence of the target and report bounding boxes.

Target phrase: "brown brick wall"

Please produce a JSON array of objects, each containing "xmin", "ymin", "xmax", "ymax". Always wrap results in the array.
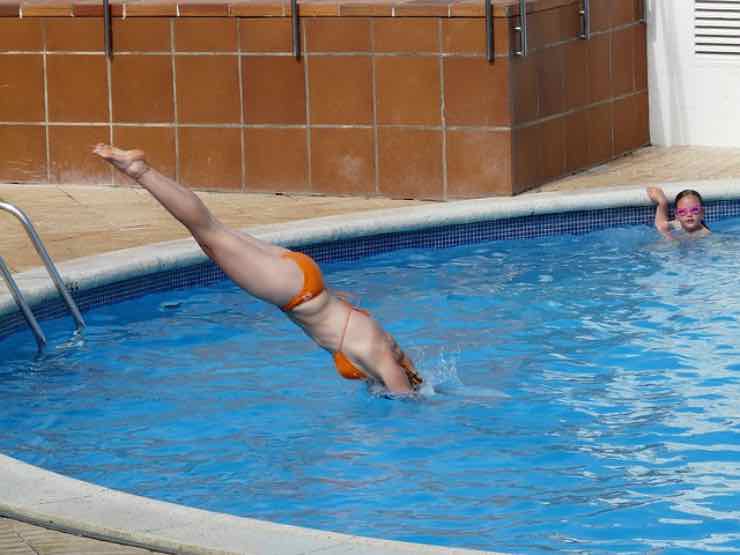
[{"xmin": 0, "ymin": 0, "xmax": 648, "ymax": 197}]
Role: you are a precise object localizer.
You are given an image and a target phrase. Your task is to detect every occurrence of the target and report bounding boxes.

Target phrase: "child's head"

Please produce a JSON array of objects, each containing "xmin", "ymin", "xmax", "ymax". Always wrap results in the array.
[{"xmin": 674, "ymin": 189, "xmax": 706, "ymax": 232}]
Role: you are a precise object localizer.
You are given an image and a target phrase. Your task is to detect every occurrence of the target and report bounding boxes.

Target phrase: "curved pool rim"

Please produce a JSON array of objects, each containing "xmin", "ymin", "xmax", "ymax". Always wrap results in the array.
[{"xmin": 2, "ymin": 180, "xmax": 740, "ymax": 555}]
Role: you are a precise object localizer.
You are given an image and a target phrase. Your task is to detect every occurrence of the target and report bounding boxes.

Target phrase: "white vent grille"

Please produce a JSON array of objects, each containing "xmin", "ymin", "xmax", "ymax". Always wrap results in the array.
[{"xmin": 695, "ymin": 0, "xmax": 740, "ymax": 56}]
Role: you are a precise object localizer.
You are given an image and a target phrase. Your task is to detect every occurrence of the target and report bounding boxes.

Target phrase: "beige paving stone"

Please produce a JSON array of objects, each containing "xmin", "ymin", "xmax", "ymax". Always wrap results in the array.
[
  {"xmin": 532, "ymin": 145, "xmax": 740, "ymax": 192},
  {"xmin": 0, "ymin": 518, "xmax": 163, "ymax": 555},
  {"xmin": 0, "ymin": 185, "xmax": 426, "ymax": 273}
]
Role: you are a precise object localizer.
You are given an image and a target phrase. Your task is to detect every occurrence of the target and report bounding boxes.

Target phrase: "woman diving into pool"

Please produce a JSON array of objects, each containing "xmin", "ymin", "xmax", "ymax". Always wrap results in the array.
[
  {"xmin": 93, "ymin": 144, "xmax": 422, "ymax": 395},
  {"xmin": 646, "ymin": 186, "xmax": 711, "ymax": 240}
]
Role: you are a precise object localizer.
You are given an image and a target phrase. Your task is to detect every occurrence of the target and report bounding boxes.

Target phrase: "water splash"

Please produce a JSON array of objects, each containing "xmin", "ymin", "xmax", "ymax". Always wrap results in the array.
[{"xmin": 412, "ymin": 345, "xmax": 509, "ymax": 400}]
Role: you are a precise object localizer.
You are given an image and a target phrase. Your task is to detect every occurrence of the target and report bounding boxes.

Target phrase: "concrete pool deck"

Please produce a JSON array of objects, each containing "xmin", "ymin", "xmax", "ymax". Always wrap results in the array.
[{"xmin": 3, "ymin": 144, "xmax": 740, "ymax": 555}]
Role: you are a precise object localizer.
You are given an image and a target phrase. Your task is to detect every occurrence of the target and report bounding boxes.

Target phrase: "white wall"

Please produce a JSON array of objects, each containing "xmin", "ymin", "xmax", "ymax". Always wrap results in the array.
[{"xmin": 648, "ymin": 0, "xmax": 740, "ymax": 146}]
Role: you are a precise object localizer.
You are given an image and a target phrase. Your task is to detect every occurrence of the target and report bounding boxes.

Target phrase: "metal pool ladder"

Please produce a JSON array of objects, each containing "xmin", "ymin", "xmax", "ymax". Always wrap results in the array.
[{"xmin": 0, "ymin": 201, "xmax": 85, "ymax": 349}]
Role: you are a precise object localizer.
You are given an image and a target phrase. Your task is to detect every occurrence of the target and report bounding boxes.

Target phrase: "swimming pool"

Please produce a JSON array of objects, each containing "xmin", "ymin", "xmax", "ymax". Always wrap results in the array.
[{"xmin": 3, "ymin": 187, "xmax": 740, "ymax": 553}]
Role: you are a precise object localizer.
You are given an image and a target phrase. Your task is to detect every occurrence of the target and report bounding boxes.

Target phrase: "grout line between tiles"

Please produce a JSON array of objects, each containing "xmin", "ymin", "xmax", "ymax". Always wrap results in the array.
[
  {"xmin": 370, "ymin": 18, "xmax": 380, "ymax": 195},
  {"xmin": 170, "ymin": 19, "xmax": 180, "ymax": 183},
  {"xmin": 303, "ymin": 18, "xmax": 312, "ymax": 193},
  {"xmin": 438, "ymin": 17, "xmax": 447, "ymax": 200},
  {"xmin": 106, "ymin": 37, "xmax": 114, "ymax": 185},
  {"xmin": 237, "ymin": 19, "xmax": 246, "ymax": 192},
  {"xmin": 41, "ymin": 20, "xmax": 51, "ymax": 183}
]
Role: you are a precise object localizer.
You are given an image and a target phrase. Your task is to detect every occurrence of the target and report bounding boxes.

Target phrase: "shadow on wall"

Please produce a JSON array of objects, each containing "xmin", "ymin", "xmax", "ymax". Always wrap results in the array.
[{"xmin": 650, "ymin": 0, "xmax": 689, "ymax": 145}]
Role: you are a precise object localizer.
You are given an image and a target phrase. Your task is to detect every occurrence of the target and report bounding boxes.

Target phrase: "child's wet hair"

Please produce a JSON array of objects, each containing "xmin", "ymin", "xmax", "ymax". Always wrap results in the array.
[{"xmin": 675, "ymin": 189, "xmax": 704, "ymax": 206}]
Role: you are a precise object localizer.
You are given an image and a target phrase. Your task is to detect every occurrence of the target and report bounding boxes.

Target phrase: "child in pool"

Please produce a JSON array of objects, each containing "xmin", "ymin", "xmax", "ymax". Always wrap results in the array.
[
  {"xmin": 94, "ymin": 144, "xmax": 422, "ymax": 395},
  {"xmin": 646, "ymin": 187, "xmax": 711, "ymax": 240}
]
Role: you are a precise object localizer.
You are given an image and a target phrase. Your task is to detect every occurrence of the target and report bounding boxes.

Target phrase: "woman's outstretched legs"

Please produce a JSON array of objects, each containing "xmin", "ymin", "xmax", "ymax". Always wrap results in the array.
[{"xmin": 94, "ymin": 145, "xmax": 304, "ymax": 307}]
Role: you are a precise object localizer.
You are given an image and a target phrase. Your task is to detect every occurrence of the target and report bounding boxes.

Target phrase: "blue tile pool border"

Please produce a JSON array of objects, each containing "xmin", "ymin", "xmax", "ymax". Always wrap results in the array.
[{"xmin": 2, "ymin": 197, "xmax": 739, "ymax": 341}]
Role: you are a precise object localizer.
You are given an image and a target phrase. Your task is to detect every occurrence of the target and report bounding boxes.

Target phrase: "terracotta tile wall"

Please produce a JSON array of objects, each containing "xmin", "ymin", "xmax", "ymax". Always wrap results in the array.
[
  {"xmin": 510, "ymin": 0, "xmax": 648, "ymax": 193},
  {"xmin": 0, "ymin": 0, "xmax": 648, "ymax": 198}
]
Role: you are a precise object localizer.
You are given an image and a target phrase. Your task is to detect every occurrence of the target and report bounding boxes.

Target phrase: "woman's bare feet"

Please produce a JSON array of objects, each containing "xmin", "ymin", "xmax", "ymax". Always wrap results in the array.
[{"xmin": 93, "ymin": 144, "xmax": 150, "ymax": 180}]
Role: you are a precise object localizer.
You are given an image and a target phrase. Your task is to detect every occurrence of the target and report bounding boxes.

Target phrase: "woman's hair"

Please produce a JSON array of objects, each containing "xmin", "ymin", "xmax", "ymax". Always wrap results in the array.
[{"xmin": 674, "ymin": 189, "xmax": 709, "ymax": 230}]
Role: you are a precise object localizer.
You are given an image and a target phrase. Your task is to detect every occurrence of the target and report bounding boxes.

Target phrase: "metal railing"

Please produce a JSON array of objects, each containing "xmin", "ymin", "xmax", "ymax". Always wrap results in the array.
[
  {"xmin": 292, "ymin": 0, "xmax": 301, "ymax": 60},
  {"xmin": 0, "ymin": 256, "xmax": 46, "ymax": 348},
  {"xmin": 103, "ymin": 0, "xmax": 112, "ymax": 58},
  {"xmin": 514, "ymin": 0, "xmax": 529, "ymax": 56},
  {"xmin": 580, "ymin": 0, "xmax": 591, "ymax": 40},
  {"xmin": 0, "ymin": 201, "xmax": 85, "ymax": 349},
  {"xmin": 486, "ymin": 0, "xmax": 591, "ymax": 61},
  {"xmin": 485, "ymin": 0, "xmax": 494, "ymax": 61}
]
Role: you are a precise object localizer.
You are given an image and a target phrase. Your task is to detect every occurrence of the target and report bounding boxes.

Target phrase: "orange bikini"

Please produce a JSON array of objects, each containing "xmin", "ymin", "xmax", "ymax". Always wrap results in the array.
[
  {"xmin": 333, "ymin": 307, "xmax": 370, "ymax": 380},
  {"xmin": 280, "ymin": 251, "xmax": 325, "ymax": 312},
  {"xmin": 281, "ymin": 250, "xmax": 422, "ymax": 389}
]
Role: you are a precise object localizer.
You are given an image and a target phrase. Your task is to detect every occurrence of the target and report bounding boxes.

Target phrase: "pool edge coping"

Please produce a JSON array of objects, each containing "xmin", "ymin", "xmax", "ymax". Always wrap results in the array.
[
  {"xmin": 3, "ymin": 179, "xmax": 740, "ymax": 555},
  {"xmin": 6, "ymin": 179, "xmax": 740, "ymax": 319},
  {"xmin": 0, "ymin": 454, "xmax": 494, "ymax": 555}
]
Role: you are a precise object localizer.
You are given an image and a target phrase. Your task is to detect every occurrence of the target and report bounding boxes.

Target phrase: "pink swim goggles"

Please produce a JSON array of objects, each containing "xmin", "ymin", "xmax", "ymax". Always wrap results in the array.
[{"xmin": 676, "ymin": 205, "xmax": 702, "ymax": 217}]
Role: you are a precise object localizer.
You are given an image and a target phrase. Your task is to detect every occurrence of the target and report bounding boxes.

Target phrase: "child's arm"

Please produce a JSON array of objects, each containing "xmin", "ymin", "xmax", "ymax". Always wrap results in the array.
[{"xmin": 646, "ymin": 187, "xmax": 673, "ymax": 239}]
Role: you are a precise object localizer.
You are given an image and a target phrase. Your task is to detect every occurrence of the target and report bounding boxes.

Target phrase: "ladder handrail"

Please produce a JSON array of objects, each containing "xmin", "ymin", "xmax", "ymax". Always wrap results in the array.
[
  {"xmin": 0, "ymin": 201, "xmax": 85, "ymax": 330},
  {"xmin": 0, "ymin": 255, "xmax": 46, "ymax": 349}
]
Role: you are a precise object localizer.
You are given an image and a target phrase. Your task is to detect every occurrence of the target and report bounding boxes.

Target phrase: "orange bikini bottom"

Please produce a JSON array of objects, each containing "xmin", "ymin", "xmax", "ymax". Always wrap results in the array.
[{"xmin": 281, "ymin": 251, "xmax": 325, "ymax": 311}]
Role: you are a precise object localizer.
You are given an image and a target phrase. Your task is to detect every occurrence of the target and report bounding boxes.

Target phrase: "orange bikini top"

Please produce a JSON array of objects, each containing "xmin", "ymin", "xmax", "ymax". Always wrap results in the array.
[
  {"xmin": 333, "ymin": 351, "xmax": 367, "ymax": 380},
  {"xmin": 281, "ymin": 251, "xmax": 325, "ymax": 311},
  {"xmin": 331, "ymin": 308, "xmax": 423, "ymax": 388},
  {"xmin": 334, "ymin": 349, "xmax": 424, "ymax": 387},
  {"xmin": 333, "ymin": 306, "xmax": 369, "ymax": 380}
]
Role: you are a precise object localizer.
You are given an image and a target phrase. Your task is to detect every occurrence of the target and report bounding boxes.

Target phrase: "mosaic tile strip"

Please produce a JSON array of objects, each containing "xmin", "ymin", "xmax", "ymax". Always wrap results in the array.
[
  {"xmin": 304, "ymin": 205, "xmax": 658, "ymax": 263},
  {"xmin": 1, "ymin": 200, "xmax": 739, "ymax": 341},
  {"xmin": 0, "ymin": 262, "xmax": 225, "ymax": 340}
]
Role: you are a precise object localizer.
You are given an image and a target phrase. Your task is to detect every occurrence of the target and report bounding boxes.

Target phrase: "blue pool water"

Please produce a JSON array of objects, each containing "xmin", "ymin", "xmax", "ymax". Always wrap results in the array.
[{"xmin": 3, "ymin": 220, "xmax": 740, "ymax": 553}]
